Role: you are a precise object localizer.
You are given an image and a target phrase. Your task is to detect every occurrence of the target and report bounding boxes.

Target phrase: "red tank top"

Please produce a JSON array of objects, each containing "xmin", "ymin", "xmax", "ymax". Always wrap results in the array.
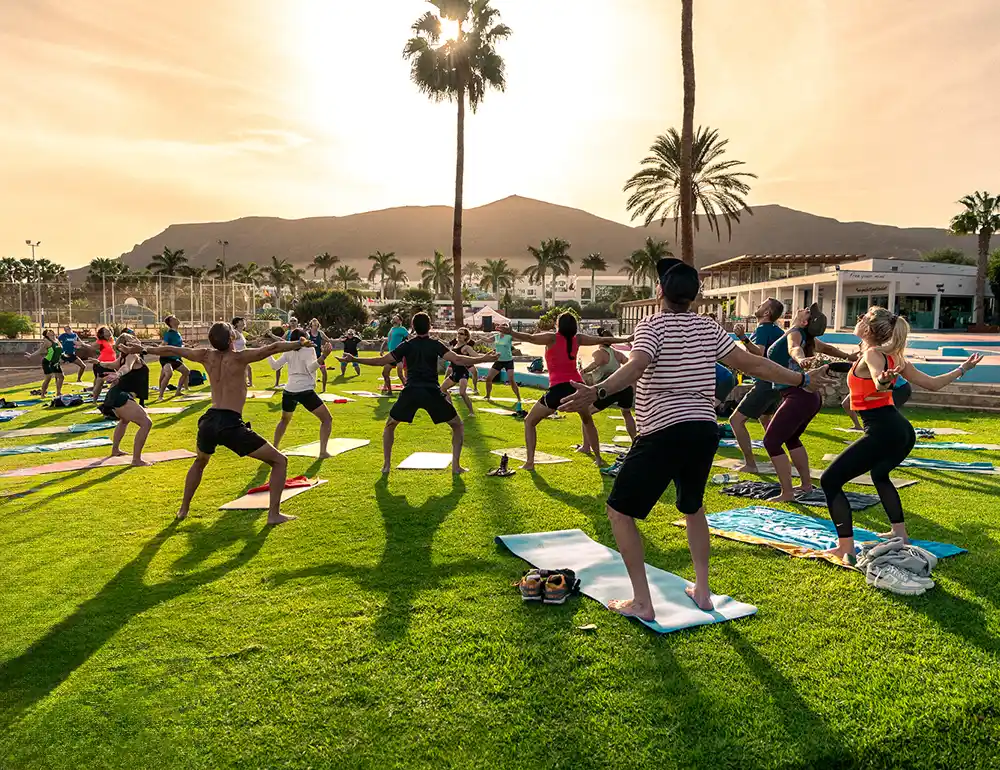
[
  {"xmin": 848, "ymin": 353, "xmax": 896, "ymax": 411},
  {"xmin": 97, "ymin": 339, "xmax": 116, "ymax": 363},
  {"xmin": 544, "ymin": 335, "xmax": 582, "ymax": 386}
]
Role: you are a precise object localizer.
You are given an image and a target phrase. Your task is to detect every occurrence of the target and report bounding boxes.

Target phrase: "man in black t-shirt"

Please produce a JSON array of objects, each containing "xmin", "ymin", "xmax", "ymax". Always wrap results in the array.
[{"xmin": 341, "ymin": 312, "xmax": 496, "ymax": 474}]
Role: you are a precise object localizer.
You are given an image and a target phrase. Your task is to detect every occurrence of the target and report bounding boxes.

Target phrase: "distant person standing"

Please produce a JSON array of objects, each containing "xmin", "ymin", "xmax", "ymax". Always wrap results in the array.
[
  {"xmin": 58, "ymin": 324, "xmax": 87, "ymax": 381},
  {"xmin": 307, "ymin": 318, "xmax": 332, "ymax": 392},
  {"xmin": 232, "ymin": 317, "xmax": 253, "ymax": 387},
  {"xmin": 381, "ymin": 315, "xmax": 409, "ymax": 393},
  {"xmin": 157, "ymin": 315, "xmax": 190, "ymax": 400},
  {"xmin": 484, "ymin": 328, "xmax": 521, "ymax": 404},
  {"xmin": 26, "ymin": 330, "xmax": 65, "ymax": 398},
  {"xmin": 338, "ymin": 329, "xmax": 362, "ymax": 377}
]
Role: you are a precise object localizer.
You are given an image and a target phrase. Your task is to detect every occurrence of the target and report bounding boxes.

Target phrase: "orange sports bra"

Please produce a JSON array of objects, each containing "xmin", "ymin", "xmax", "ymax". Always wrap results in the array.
[{"xmin": 848, "ymin": 353, "xmax": 897, "ymax": 411}]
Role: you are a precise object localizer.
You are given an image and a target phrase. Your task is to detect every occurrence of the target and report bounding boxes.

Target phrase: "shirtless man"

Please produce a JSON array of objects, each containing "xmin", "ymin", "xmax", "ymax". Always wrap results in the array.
[{"xmin": 139, "ymin": 322, "xmax": 313, "ymax": 525}]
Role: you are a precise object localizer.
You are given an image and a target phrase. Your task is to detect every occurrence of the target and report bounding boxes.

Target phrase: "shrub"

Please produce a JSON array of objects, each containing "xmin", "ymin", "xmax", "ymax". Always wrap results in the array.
[
  {"xmin": 402, "ymin": 287, "xmax": 434, "ymax": 304},
  {"xmin": 376, "ymin": 300, "xmax": 435, "ymax": 336},
  {"xmin": 581, "ymin": 302, "xmax": 615, "ymax": 319},
  {"xmin": 292, "ymin": 290, "xmax": 368, "ymax": 337},
  {"xmin": 539, "ymin": 305, "xmax": 581, "ymax": 330},
  {"xmin": 505, "ymin": 301, "xmax": 543, "ymax": 319},
  {"xmin": 0, "ymin": 313, "xmax": 33, "ymax": 339},
  {"xmin": 360, "ymin": 325, "xmax": 379, "ymax": 340}
]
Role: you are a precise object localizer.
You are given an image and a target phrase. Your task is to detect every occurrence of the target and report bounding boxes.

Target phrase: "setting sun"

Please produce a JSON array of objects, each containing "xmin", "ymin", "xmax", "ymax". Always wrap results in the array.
[{"xmin": 439, "ymin": 17, "xmax": 461, "ymax": 41}]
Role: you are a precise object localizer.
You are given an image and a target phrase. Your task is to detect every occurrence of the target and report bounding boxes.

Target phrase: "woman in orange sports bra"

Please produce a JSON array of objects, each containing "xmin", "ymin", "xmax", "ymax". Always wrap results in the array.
[{"xmin": 820, "ymin": 307, "xmax": 982, "ymax": 565}]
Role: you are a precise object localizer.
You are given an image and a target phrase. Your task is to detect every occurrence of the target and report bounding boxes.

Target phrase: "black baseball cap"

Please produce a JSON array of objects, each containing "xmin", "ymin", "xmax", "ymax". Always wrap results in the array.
[{"xmin": 657, "ymin": 258, "xmax": 700, "ymax": 303}]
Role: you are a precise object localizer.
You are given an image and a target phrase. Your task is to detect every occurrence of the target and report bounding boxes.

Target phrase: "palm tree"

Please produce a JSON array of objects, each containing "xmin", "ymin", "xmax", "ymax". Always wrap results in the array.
[
  {"xmin": 403, "ymin": 0, "xmax": 512, "ymax": 327},
  {"xmin": 208, "ymin": 258, "xmax": 229, "ymax": 281},
  {"xmin": 950, "ymin": 191, "xmax": 1000, "ymax": 325},
  {"xmin": 385, "ymin": 265, "xmax": 409, "ymax": 299},
  {"xmin": 265, "ymin": 256, "xmax": 297, "ymax": 309},
  {"xmin": 419, "ymin": 250, "xmax": 454, "ymax": 298},
  {"xmin": 367, "ymin": 251, "xmax": 400, "ymax": 302},
  {"xmin": 679, "ymin": 0, "xmax": 695, "ymax": 265},
  {"xmin": 232, "ymin": 261, "xmax": 264, "ymax": 286},
  {"xmin": 311, "ymin": 252, "xmax": 340, "ymax": 284},
  {"xmin": 624, "ymin": 127, "xmax": 756, "ymax": 247},
  {"xmin": 178, "ymin": 265, "xmax": 207, "ymax": 279},
  {"xmin": 478, "ymin": 258, "xmax": 517, "ymax": 297},
  {"xmin": 147, "ymin": 246, "xmax": 188, "ymax": 275},
  {"xmin": 462, "ymin": 260, "xmax": 481, "ymax": 288},
  {"xmin": 335, "ymin": 265, "xmax": 361, "ymax": 292},
  {"xmin": 628, "ymin": 238, "xmax": 674, "ymax": 292},
  {"xmin": 524, "ymin": 238, "xmax": 572, "ymax": 310},
  {"xmin": 580, "ymin": 253, "xmax": 607, "ymax": 304}
]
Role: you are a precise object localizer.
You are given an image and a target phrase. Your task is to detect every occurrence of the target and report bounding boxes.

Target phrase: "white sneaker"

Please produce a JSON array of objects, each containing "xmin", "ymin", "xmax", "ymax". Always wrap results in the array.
[{"xmin": 865, "ymin": 564, "xmax": 931, "ymax": 595}]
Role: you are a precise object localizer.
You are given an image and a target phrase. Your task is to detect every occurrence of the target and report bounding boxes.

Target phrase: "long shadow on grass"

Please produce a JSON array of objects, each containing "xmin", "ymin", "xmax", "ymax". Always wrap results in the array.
[
  {"xmin": 269, "ymin": 475, "xmax": 500, "ymax": 643},
  {"xmin": 885, "ymin": 584, "xmax": 1000, "ymax": 657},
  {"xmin": 0, "ymin": 515, "xmax": 274, "ymax": 731}
]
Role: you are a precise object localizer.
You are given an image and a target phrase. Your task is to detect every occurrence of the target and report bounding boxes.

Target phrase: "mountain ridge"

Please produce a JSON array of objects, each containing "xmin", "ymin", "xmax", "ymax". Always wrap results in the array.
[{"xmin": 106, "ymin": 196, "xmax": 978, "ymax": 276}]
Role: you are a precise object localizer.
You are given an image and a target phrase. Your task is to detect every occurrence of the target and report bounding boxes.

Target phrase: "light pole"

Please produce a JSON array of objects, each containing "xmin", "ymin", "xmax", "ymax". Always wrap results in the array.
[{"xmin": 25, "ymin": 240, "xmax": 41, "ymax": 332}]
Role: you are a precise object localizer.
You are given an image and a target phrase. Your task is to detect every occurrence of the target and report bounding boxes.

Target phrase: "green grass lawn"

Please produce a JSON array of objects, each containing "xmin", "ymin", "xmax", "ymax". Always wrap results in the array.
[{"xmin": 2, "ymin": 363, "xmax": 999, "ymax": 769}]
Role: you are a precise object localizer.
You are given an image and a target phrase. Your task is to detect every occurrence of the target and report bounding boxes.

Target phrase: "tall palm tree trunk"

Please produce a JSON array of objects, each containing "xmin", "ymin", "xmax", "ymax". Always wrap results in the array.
[
  {"xmin": 452, "ymin": 78, "xmax": 466, "ymax": 328},
  {"xmin": 591, "ymin": 271, "xmax": 597, "ymax": 304},
  {"xmin": 976, "ymin": 230, "xmax": 992, "ymax": 325},
  {"xmin": 679, "ymin": 0, "xmax": 696, "ymax": 266}
]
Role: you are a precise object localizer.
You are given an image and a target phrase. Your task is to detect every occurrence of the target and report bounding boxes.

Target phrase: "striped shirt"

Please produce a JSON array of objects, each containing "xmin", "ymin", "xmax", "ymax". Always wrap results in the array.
[{"xmin": 632, "ymin": 312, "xmax": 736, "ymax": 434}]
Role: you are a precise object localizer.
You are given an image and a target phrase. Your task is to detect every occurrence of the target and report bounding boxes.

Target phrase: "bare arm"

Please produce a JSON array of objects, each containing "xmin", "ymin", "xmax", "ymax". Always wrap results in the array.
[
  {"xmin": 25, "ymin": 341, "xmax": 47, "ymax": 358},
  {"xmin": 577, "ymin": 333, "xmax": 631, "ymax": 346},
  {"xmin": 267, "ymin": 353, "xmax": 288, "ymax": 371},
  {"xmin": 344, "ymin": 352, "xmax": 397, "ymax": 366},
  {"xmin": 442, "ymin": 349, "xmax": 498, "ymax": 367},
  {"xmin": 144, "ymin": 345, "xmax": 209, "ymax": 364},
  {"xmin": 814, "ymin": 339, "xmax": 856, "ymax": 360},
  {"xmin": 581, "ymin": 348, "xmax": 610, "ymax": 375},
  {"xmin": 734, "ymin": 325, "xmax": 763, "ymax": 356},
  {"xmin": 721, "ymin": 346, "xmax": 832, "ymax": 390},
  {"xmin": 499, "ymin": 324, "xmax": 556, "ymax": 345},
  {"xmin": 901, "ymin": 354, "xmax": 981, "ymax": 392},
  {"xmin": 238, "ymin": 340, "xmax": 311, "ymax": 364},
  {"xmin": 786, "ymin": 330, "xmax": 808, "ymax": 366}
]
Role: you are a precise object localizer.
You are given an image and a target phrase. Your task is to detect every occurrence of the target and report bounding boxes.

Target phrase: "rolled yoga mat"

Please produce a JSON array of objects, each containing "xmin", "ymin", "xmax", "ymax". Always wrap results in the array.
[
  {"xmin": 673, "ymin": 506, "xmax": 965, "ymax": 567},
  {"xmin": 496, "ymin": 529, "xmax": 757, "ymax": 634}
]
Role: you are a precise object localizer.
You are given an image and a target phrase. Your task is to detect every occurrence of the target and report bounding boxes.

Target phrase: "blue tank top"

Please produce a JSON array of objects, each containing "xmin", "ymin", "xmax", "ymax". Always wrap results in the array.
[
  {"xmin": 308, "ymin": 331, "xmax": 323, "ymax": 356},
  {"xmin": 767, "ymin": 327, "xmax": 807, "ymax": 390}
]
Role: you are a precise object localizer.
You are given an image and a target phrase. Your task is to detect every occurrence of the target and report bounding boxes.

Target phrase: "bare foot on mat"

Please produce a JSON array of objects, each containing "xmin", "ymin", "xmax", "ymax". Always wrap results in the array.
[
  {"xmin": 608, "ymin": 598, "xmax": 655, "ymax": 621},
  {"xmin": 685, "ymin": 585, "xmax": 715, "ymax": 611}
]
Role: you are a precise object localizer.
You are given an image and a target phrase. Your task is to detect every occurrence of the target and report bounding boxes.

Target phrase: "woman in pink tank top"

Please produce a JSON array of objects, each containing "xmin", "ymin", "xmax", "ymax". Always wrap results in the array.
[{"xmin": 501, "ymin": 314, "xmax": 631, "ymax": 470}]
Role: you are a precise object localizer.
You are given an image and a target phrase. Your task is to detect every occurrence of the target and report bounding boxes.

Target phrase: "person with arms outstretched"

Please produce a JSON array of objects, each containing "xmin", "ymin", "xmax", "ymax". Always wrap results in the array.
[
  {"xmin": 157, "ymin": 315, "xmax": 190, "ymax": 400},
  {"xmin": 341, "ymin": 312, "xmax": 496, "ymax": 474},
  {"xmin": 138, "ymin": 323, "xmax": 313, "ymax": 525},
  {"xmin": 58, "ymin": 324, "xmax": 87, "ymax": 381},
  {"xmin": 382, "ymin": 316, "xmax": 409, "ymax": 393},
  {"xmin": 269, "ymin": 331, "xmax": 335, "ymax": 457}
]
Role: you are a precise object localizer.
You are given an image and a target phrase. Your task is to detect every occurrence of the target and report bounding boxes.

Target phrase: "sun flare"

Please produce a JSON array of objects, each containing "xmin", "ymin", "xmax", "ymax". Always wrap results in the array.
[{"xmin": 439, "ymin": 17, "xmax": 461, "ymax": 42}]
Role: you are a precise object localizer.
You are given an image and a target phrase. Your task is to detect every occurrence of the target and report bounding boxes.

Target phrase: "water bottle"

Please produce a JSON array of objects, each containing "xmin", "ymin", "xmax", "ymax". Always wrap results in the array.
[{"xmin": 711, "ymin": 473, "xmax": 738, "ymax": 484}]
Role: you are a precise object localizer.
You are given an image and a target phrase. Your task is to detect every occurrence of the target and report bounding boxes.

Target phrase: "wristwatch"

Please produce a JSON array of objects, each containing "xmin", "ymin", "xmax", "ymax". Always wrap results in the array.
[
  {"xmin": 596, "ymin": 386, "xmax": 608, "ymax": 401},
  {"xmin": 799, "ymin": 371, "xmax": 810, "ymax": 387}
]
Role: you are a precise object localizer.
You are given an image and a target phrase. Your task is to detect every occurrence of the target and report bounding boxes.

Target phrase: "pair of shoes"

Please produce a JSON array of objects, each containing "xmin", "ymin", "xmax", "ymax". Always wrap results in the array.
[
  {"xmin": 866, "ymin": 564, "xmax": 934, "ymax": 595},
  {"xmin": 600, "ymin": 461, "xmax": 622, "ymax": 477},
  {"xmin": 517, "ymin": 569, "xmax": 577, "ymax": 604}
]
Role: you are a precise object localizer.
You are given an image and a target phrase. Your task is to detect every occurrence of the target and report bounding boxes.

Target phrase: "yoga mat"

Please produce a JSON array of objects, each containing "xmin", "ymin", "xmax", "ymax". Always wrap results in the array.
[
  {"xmin": 720, "ymin": 481, "xmax": 880, "ymax": 511},
  {"xmin": 822, "ymin": 453, "xmax": 996, "ymax": 475},
  {"xmin": 478, "ymin": 397, "xmax": 535, "ymax": 404},
  {"xmin": 673, "ymin": 506, "xmax": 966, "ymax": 567},
  {"xmin": 246, "ymin": 391, "xmax": 276, "ymax": 399},
  {"xmin": 481, "ymin": 407, "xmax": 515, "ymax": 415},
  {"xmin": 345, "ymin": 390, "xmax": 392, "ymax": 399},
  {"xmin": 219, "ymin": 478, "xmax": 328, "ymax": 510},
  {"xmin": 320, "ymin": 393, "xmax": 356, "ymax": 402},
  {"xmin": 284, "ymin": 438, "xmax": 370, "ymax": 458},
  {"xmin": 0, "ymin": 437, "xmax": 113, "ymax": 457},
  {"xmin": 613, "ymin": 436, "xmax": 633, "ymax": 443},
  {"xmin": 398, "ymin": 452, "xmax": 453, "ymax": 470},
  {"xmin": 0, "ymin": 449, "xmax": 196, "ymax": 478},
  {"xmin": 572, "ymin": 443, "xmax": 627, "ymax": 455},
  {"xmin": 10, "ymin": 399, "xmax": 43, "ymax": 406},
  {"xmin": 85, "ymin": 407, "xmax": 185, "ymax": 415},
  {"xmin": 496, "ymin": 529, "xmax": 757, "ymax": 634},
  {"xmin": 912, "ymin": 442, "xmax": 1000, "ymax": 451},
  {"xmin": 719, "ymin": 439, "xmax": 764, "ymax": 449},
  {"xmin": 177, "ymin": 395, "xmax": 212, "ymax": 401},
  {"xmin": 713, "ymin": 457, "xmax": 918, "ymax": 489},
  {"xmin": 0, "ymin": 420, "xmax": 119, "ymax": 439},
  {"xmin": 835, "ymin": 427, "xmax": 971, "ymax": 436},
  {"xmin": 608, "ymin": 415, "xmax": 625, "ymax": 421},
  {"xmin": 0, "ymin": 410, "xmax": 26, "ymax": 421},
  {"xmin": 491, "ymin": 448, "xmax": 570, "ymax": 464}
]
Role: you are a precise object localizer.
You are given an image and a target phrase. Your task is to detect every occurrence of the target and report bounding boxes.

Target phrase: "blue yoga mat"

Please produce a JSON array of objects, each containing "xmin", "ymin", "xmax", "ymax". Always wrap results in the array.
[
  {"xmin": 704, "ymin": 507, "xmax": 966, "ymax": 559},
  {"xmin": 496, "ymin": 529, "xmax": 757, "ymax": 634},
  {"xmin": 912, "ymin": 442, "xmax": 999, "ymax": 452},
  {"xmin": 0, "ymin": 438, "xmax": 113, "ymax": 457},
  {"xmin": 67, "ymin": 420, "xmax": 118, "ymax": 433},
  {"xmin": 719, "ymin": 439, "xmax": 764, "ymax": 449},
  {"xmin": 0, "ymin": 410, "xmax": 26, "ymax": 422},
  {"xmin": 901, "ymin": 456, "xmax": 993, "ymax": 472}
]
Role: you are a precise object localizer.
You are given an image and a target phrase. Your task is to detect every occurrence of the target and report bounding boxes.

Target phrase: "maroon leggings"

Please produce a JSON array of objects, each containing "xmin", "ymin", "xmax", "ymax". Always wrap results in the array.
[{"xmin": 763, "ymin": 387, "xmax": 822, "ymax": 457}]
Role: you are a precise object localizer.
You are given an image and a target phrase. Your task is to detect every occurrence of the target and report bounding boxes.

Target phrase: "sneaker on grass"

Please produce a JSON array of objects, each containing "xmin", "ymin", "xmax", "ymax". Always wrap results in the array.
[
  {"xmin": 866, "ymin": 564, "xmax": 932, "ymax": 595},
  {"xmin": 542, "ymin": 571, "xmax": 575, "ymax": 605},
  {"xmin": 518, "ymin": 570, "xmax": 543, "ymax": 602}
]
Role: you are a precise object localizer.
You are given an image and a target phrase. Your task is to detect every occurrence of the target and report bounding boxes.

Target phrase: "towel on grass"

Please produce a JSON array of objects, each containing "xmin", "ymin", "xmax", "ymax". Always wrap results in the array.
[
  {"xmin": 0, "ymin": 437, "xmax": 113, "ymax": 457},
  {"xmin": 822, "ymin": 454, "xmax": 995, "ymax": 475},
  {"xmin": 672, "ymin": 506, "xmax": 965, "ymax": 568},
  {"xmin": 720, "ymin": 480, "xmax": 881, "ymax": 511},
  {"xmin": 719, "ymin": 439, "xmax": 764, "ymax": 449}
]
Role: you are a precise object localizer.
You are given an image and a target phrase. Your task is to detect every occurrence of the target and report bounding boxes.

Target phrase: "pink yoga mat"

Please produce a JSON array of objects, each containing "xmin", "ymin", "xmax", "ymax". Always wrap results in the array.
[{"xmin": 0, "ymin": 449, "xmax": 196, "ymax": 478}]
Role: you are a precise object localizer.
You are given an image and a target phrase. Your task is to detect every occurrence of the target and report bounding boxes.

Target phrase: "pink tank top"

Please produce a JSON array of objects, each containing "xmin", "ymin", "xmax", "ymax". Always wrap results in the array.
[{"xmin": 545, "ymin": 335, "xmax": 582, "ymax": 386}]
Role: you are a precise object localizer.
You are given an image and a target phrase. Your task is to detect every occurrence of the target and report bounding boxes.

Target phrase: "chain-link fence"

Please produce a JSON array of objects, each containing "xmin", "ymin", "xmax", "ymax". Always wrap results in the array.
[{"xmin": 0, "ymin": 277, "xmax": 257, "ymax": 339}]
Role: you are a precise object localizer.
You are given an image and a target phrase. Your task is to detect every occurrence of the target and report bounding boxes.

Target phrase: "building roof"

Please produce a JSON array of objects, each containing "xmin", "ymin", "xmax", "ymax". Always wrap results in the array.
[{"xmin": 700, "ymin": 254, "xmax": 864, "ymax": 273}]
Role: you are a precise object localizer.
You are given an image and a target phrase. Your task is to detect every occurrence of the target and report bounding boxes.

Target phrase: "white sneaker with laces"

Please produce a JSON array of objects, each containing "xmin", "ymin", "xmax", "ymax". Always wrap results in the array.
[{"xmin": 865, "ymin": 564, "xmax": 930, "ymax": 595}]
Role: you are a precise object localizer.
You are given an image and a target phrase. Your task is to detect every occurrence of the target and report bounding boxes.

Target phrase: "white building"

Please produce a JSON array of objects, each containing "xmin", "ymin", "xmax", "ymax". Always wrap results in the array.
[
  {"xmin": 700, "ymin": 254, "xmax": 994, "ymax": 331},
  {"xmin": 510, "ymin": 274, "xmax": 636, "ymax": 305}
]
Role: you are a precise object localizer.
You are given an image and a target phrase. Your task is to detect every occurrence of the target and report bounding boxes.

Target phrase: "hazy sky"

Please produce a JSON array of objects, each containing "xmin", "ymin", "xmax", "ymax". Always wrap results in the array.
[{"xmin": 3, "ymin": 0, "xmax": 999, "ymax": 267}]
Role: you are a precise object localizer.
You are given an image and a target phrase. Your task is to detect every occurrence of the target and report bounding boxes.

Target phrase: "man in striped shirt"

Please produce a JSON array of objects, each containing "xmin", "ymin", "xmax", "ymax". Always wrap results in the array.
[{"xmin": 560, "ymin": 259, "xmax": 831, "ymax": 618}]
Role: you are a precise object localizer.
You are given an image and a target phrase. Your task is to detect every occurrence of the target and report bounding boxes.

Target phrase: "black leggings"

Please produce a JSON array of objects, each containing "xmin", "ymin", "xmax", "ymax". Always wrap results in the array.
[
  {"xmin": 820, "ymin": 406, "xmax": 916, "ymax": 538},
  {"xmin": 762, "ymin": 387, "xmax": 821, "ymax": 457}
]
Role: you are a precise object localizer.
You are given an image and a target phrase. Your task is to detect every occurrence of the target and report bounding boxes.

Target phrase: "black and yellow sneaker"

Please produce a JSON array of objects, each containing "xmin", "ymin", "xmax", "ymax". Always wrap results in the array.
[
  {"xmin": 518, "ymin": 569, "xmax": 544, "ymax": 602},
  {"xmin": 542, "ymin": 570, "xmax": 576, "ymax": 605}
]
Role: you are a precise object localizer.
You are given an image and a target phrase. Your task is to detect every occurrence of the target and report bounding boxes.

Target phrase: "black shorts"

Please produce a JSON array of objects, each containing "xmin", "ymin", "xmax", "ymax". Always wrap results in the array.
[
  {"xmin": 42, "ymin": 359, "xmax": 62, "ymax": 375},
  {"xmin": 540, "ymin": 382, "xmax": 578, "ymax": 410},
  {"xmin": 159, "ymin": 357, "xmax": 183, "ymax": 370},
  {"xmin": 594, "ymin": 386, "xmax": 634, "ymax": 412},
  {"xmin": 492, "ymin": 360, "xmax": 515, "ymax": 372},
  {"xmin": 196, "ymin": 408, "xmax": 267, "ymax": 457},
  {"xmin": 281, "ymin": 389, "xmax": 323, "ymax": 413},
  {"xmin": 93, "ymin": 363, "xmax": 116, "ymax": 378},
  {"xmin": 61, "ymin": 353, "xmax": 79, "ymax": 364},
  {"xmin": 99, "ymin": 387, "xmax": 132, "ymax": 420},
  {"xmin": 736, "ymin": 381, "xmax": 781, "ymax": 420},
  {"xmin": 892, "ymin": 382, "xmax": 912, "ymax": 408},
  {"xmin": 389, "ymin": 386, "xmax": 458, "ymax": 424},
  {"xmin": 607, "ymin": 421, "xmax": 719, "ymax": 518},
  {"xmin": 448, "ymin": 365, "xmax": 470, "ymax": 381}
]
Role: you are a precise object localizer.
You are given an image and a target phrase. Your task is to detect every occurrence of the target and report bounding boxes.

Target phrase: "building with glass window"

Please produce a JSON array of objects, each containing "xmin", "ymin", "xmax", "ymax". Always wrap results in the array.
[{"xmin": 698, "ymin": 254, "xmax": 994, "ymax": 330}]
